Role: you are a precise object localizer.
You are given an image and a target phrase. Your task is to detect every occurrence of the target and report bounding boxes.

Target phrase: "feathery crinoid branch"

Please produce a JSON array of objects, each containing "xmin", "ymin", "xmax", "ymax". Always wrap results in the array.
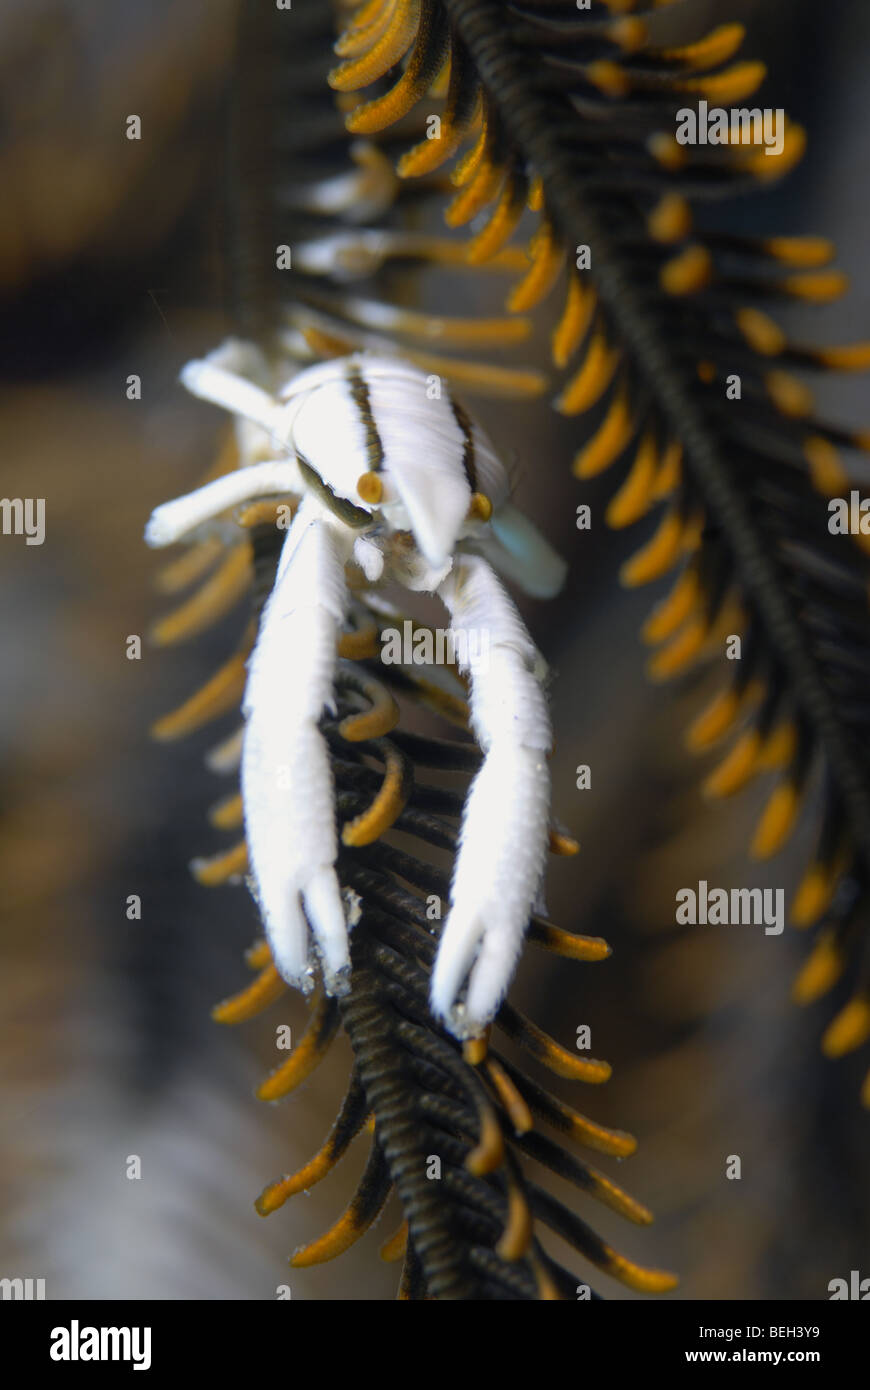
[
  {"xmin": 326, "ymin": 0, "xmax": 870, "ymax": 1099},
  {"xmin": 143, "ymin": 0, "xmax": 679, "ymax": 1299},
  {"xmin": 151, "ymin": 485, "xmax": 677, "ymax": 1299}
]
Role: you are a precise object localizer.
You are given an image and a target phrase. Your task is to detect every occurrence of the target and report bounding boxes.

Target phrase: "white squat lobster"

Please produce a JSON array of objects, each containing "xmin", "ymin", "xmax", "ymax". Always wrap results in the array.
[{"xmin": 146, "ymin": 339, "xmax": 567, "ymax": 1038}]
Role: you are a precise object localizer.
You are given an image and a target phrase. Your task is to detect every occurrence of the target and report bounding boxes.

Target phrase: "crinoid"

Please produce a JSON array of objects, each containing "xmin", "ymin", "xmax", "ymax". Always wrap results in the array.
[
  {"xmin": 321, "ymin": 0, "xmax": 870, "ymax": 1098},
  {"xmin": 145, "ymin": 0, "xmax": 870, "ymax": 1300},
  {"xmin": 149, "ymin": 425, "xmax": 677, "ymax": 1298}
]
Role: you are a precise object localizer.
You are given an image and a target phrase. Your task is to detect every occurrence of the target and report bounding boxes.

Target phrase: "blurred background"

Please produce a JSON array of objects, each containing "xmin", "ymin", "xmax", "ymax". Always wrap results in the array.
[{"xmin": 1, "ymin": 0, "xmax": 868, "ymax": 1299}]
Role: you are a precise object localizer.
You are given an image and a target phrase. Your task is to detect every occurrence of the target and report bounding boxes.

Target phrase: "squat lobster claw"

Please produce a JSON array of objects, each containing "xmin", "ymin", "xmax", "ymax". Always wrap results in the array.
[{"xmin": 146, "ymin": 339, "xmax": 567, "ymax": 1038}]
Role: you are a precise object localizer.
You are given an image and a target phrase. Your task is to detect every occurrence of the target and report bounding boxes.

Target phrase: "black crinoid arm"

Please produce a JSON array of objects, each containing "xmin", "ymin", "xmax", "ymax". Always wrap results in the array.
[
  {"xmin": 251, "ymin": 516, "xmax": 678, "ymax": 1299},
  {"xmin": 325, "ymin": 0, "xmax": 870, "ymax": 1089},
  {"xmin": 143, "ymin": 0, "xmax": 684, "ymax": 1300},
  {"xmin": 147, "ymin": 0, "xmax": 870, "ymax": 1301},
  {"xmin": 172, "ymin": 501, "xmax": 676, "ymax": 1299}
]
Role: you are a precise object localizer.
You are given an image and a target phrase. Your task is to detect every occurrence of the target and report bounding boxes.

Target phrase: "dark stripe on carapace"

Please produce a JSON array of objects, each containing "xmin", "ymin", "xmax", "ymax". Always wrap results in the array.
[
  {"xmin": 296, "ymin": 452, "xmax": 372, "ymax": 528},
  {"xmin": 449, "ymin": 394, "xmax": 478, "ymax": 492},
  {"xmin": 347, "ymin": 366, "xmax": 385, "ymax": 472}
]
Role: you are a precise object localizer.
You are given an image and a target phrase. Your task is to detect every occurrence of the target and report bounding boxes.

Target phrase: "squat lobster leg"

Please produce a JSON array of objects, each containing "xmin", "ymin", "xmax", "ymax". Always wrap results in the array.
[
  {"xmin": 180, "ymin": 343, "xmax": 282, "ymax": 438},
  {"xmin": 432, "ymin": 553, "xmax": 552, "ymax": 1038},
  {"xmin": 242, "ymin": 498, "xmax": 355, "ymax": 996},
  {"xmin": 144, "ymin": 460, "xmax": 302, "ymax": 548}
]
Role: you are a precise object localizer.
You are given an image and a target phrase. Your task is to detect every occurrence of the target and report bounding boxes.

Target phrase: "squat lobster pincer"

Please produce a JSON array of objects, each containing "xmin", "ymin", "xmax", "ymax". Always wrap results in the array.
[{"xmin": 145, "ymin": 339, "xmax": 567, "ymax": 1039}]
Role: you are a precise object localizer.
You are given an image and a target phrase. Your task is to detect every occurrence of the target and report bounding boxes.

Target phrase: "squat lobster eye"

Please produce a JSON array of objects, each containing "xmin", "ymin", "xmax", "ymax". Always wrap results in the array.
[
  {"xmin": 146, "ymin": 341, "xmax": 567, "ymax": 1037},
  {"xmin": 356, "ymin": 471, "xmax": 383, "ymax": 504}
]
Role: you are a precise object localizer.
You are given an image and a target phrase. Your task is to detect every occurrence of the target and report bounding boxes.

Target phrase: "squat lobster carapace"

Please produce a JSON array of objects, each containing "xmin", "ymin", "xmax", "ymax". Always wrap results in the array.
[{"xmin": 146, "ymin": 339, "xmax": 567, "ymax": 1038}]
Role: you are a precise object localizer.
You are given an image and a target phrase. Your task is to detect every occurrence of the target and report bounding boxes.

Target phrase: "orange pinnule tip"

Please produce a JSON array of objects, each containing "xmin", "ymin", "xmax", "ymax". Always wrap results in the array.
[
  {"xmin": 703, "ymin": 729, "xmax": 763, "ymax": 798},
  {"xmin": 610, "ymin": 18, "xmax": 647, "ymax": 54},
  {"xmin": 495, "ymin": 1181, "xmax": 534, "ymax": 1262},
  {"xmin": 620, "ymin": 511, "xmax": 684, "ymax": 587},
  {"xmin": 653, "ymin": 440, "xmax": 683, "ymax": 499},
  {"xmin": 648, "ymin": 194, "xmax": 692, "ymax": 245},
  {"xmin": 686, "ymin": 688, "xmax": 740, "ymax": 751},
  {"xmin": 572, "ymin": 388, "xmax": 633, "ymax": 478},
  {"xmin": 551, "ymin": 274, "xmax": 596, "ymax": 368},
  {"xmin": 822, "ymin": 998, "xmax": 870, "ymax": 1058},
  {"xmin": 750, "ymin": 781, "xmax": 800, "ymax": 859},
  {"xmin": 650, "ymin": 581, "xmax": 702, "ymax": 657},
  {"xmin": 790, "ymin": 864, "xmax": 836, "ymax": 928},
  {"xmin": 765, "ymin": 369, "xmax": 814, "ymax": 418},
  {"xmin": 747, "ymin": 122, "xmax": 806, "ymax": 180},
  {"xmin": 804, "ymin": 436, "xmax": 849, "ymax": 496},
  {"xmin": 660, "ymin": 23, "xmax": 745, "ymax": 70},
  {"xmin": 648, "ymin": 132, "xmax": 687, "ymax": 171},
  {"xmin": 548, "ymin": 829, "xmax": 580, "ymax": 856},
  {"xmin": 507, "ymin": 222, "xmax": 565, "ymax": 314},
  {"xmin": 759, "ymin": 721, "xmax": 797, "ymax": 771},
  {"xmin": 660, "ymin": 244, "xmax": 713, "ymax": 297},
  {"xmin": 606, "ymin": 433, "xmax": 659, "ymax": 529},
  {"xmin": 191, "ymin": 839, "xmax": 249, "ymax": 887},
  {"xmin": 379, "ymin": 1223, "xmax": 409, "ymax": 1263},
  {"xmin": 463, "ymin": 1033, "xmax": 489, "ymax": 1067},
  {"xmin": 736, "ymin": 306, "xmax": 785, "ymax": 357},
  {"xmin": 212, "ymin": 963, "xmax": 286, "ymax": 1025},
  {"xmin": 607, "ymin": 1252, "xmax": 680, "ymax": 1294},
  {"xmin": 586, "ymin": 60, "xmax": 631, "ymax": 98},
  {"xmin": 763, "ymin": 236, "xmax": 834, "ymax": 267},
  {"xmin": 465, "ymin": 1106, "xmax": 505, "ymax": 1177},
  {"xmin": 817, "ymin": 341, "xmax": 870, "ymax": 370},
  {"xmin": 682, "ymin": 60, "xmax": 766, "ymax": 106},
  {"xmin": 781, "ymin": 270, "xmax": 848, "ymax": 302},
  {"xmin": 556, "ymin": 332, "xmax": 620, "ymax": 416},
  {"xmin": 792, "ymin": 934, "xmax": 843, "ymax": 1004},
  {"xmin": 646, "ymin": 617, "xmax": 707, "ymax": 681},
  {"xmin": 244, "ymin": 939, "xmax": 272, "ymax": 971},
  {"xmin": 531, "ymin": 921, "xmax": 610, "ymax": 961}
]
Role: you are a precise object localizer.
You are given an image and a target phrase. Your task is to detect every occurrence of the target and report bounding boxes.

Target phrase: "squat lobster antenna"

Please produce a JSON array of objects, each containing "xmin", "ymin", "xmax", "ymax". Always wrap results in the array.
[{"xmin": 489, "ymin": 502, "xmax": 569, "ymax": 600}]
